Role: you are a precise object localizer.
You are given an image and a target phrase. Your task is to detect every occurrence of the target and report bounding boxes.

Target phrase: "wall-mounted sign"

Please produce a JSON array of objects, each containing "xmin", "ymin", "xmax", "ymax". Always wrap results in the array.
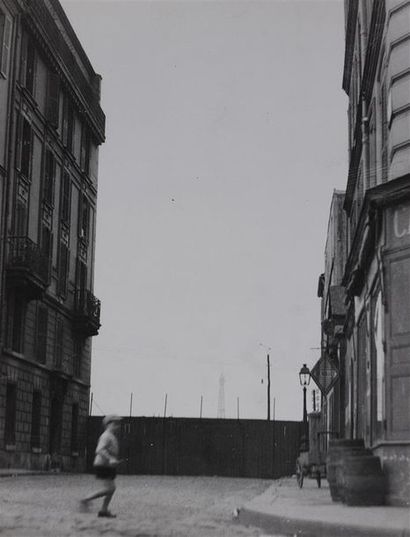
[
  {"xmin": 386, "ymin": 201, "xmax": 410, "ymax": 248},
  {"xmin": 310, "ymin": 355, "xmax": 339, "ymax": 396}
]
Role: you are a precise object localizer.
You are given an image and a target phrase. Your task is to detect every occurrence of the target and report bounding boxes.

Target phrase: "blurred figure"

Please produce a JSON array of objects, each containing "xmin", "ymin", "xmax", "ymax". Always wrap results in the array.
[{"xmin": 80, "ymin": 414, "xmax": 122, "ymax": 517}]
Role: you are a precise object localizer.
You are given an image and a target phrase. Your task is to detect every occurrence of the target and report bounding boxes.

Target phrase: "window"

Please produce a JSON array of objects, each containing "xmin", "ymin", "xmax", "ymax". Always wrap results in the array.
[
  {"xmin": 5, "ymin": 383, "xmax": 17, "ymax": 445},
  {"xmin": 0, "ymin": 11, "xmax": 12, "ymax": 78},
  {"xmin": 35, "ymin": 305, "xmax": 48, "ymax": 364},
  {"xmin": 15, "ymin": 199, "xmax": 28, "ymax": 236},
  {"xmin": 57, "ymin": 242, "xmax": 69, "ymax": 296},
  {"xmin": 73, "ymin": 337, "xmax": 84, "ymax": 378},
  {"xmin": 31, "ymin": 391, "xmax": 41, "ymax": 449},
  {"xmin": 60, "ymin": 172, "xmax": 71, "ymax": 224},
  {"xmin": 15, "ymin": 116, "xmax": 33, "ymax": 179},
  {"xmin": 71, "ymin": 403, "xmax": 79, "ymax": 453},
  {"xmin": 76, "ymin": 258, "xmax": 87, "ymax": 293},
  {"xmin": 8, "ymin": 293, "xmax": 25, "ymax": 353},
  {"xmin": 54, "ymin": 318, "xmax": 63, "ymax": 369},
  {"xmin": 79, "ymin": 194, "xmax": 90, "ymax": 241},
  {"xmin": 80, "ymin": 124, "xmax": 90, "ymax": 175},
  {"xmin": 43, "ymin": 149, "xmax": 55, "ymax": 205},
  {"xmin": 41, "ymin": 224, "xmax": 52, "ymax": 278},
  {"xmin": 46, "ymin": 71, "xmax": 60, "ymax": 128},
  {"xmin": 62, "ymin": 95, "xmax": 74, "ymax": 152},
  {"xmin": 20, "ymin": 33, "xmax": 36, "ymax": 95}
]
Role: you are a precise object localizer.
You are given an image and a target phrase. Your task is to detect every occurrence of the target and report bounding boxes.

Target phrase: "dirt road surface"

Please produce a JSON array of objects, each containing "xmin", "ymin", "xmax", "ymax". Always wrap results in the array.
[{"xmin": 0, "ymin": 474, "xmax": 283, "ymax": 537}]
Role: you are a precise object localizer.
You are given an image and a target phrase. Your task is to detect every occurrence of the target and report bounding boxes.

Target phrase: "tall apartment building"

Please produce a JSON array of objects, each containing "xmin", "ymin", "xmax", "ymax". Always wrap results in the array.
[
  {"xmin": 316, "ymin": 190, "xmax": 347, "ymax": 449},
  {"xmin": 0, "ymin": 0, "xmax": 105, "ymax": 471},
  {"xmin": 319, "ymin": 0, "xmax": 410, "ymax": 505}
]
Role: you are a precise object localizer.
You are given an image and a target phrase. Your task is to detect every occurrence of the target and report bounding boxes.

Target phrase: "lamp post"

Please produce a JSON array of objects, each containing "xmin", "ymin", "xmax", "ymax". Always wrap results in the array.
[{"xmin": 299, "ymin": 363, "xmax": 311, "ymax": 450}]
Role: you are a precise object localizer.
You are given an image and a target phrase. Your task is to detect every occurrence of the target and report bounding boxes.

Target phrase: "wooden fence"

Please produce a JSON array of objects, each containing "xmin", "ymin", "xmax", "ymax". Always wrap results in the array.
[{"xmin": 87, "ymin": 416, "xmax": 302, "ymax": 479}]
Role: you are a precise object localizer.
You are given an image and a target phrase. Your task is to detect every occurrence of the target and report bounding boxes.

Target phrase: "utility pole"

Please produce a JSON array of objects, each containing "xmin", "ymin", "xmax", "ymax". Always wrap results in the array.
[
  {"xmin": 200, "ymin": 395, "xmax": 203, "ymax": 418},
  {"xmin": 267, "ymin": 353, "xmax": 271, "ymax": 421},
  {"xmin": 237, "ymin": 397, "xmax": 240, "ymax": 420},
  {"xmin": 129, "ymin": 392, "xmax": 133, "ymax": 418},
  {"xmin": 163, "ymin": 393, "xmax": 168, "ymax": 418}
]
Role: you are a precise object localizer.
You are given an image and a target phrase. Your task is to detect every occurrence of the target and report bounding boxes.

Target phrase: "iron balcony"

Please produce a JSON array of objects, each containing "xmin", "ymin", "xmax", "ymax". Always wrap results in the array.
[
  {"xmin": 73, "ymin": 289, "xmax": 101, "ymax": 336},
  {"xmin": 6, "ymin": 236, "xmax": 49, "ymax": 300}
]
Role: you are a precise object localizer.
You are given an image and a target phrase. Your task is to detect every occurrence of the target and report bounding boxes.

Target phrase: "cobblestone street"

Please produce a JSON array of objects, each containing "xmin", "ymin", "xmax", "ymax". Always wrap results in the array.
[{"xmin": 0, "ymin": 474, "xmax": 278, "ymax": 537}]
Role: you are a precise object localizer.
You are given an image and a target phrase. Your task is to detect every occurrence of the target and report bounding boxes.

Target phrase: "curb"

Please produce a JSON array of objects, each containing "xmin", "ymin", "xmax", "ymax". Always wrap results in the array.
[{"xmin": 238, "ymin": 506, "xmax": 410, "ymax": 537}]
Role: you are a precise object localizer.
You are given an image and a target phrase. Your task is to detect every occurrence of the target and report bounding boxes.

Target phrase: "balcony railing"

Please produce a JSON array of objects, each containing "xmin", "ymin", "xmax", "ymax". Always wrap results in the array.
[
  {"xmin": 74, "ymin": 289, "xmax": 101, "ymax": 336},
  {"xmin": 6, "ymin": 236, "xmax": 49, "ymax": 299}
]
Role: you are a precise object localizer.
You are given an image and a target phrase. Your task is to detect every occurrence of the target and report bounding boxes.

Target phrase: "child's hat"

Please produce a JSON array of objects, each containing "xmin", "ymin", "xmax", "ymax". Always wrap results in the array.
[{"xmin": 103, "ymin": 414, "xmax": 122, "ymax": 427}]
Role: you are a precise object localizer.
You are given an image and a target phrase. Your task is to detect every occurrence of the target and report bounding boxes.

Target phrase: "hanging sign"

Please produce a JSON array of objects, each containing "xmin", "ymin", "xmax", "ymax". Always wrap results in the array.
[{"xmin": 310, "ymin": 354, "xmax": 339, "ymax": 396}]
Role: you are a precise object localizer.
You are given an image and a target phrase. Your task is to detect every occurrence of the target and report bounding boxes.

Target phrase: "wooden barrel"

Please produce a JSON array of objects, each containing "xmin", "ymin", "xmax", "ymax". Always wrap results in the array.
[
  {"xmin": 335, "ymin": 448, "xmax": 372, "ymax": 502},
  {"xmin": 326, "ymin": 439, "xmax": 365, "ymax": 502},
  {"xmin": 343, "ymin": 455, "xmax": 385, "ymax": 506}
]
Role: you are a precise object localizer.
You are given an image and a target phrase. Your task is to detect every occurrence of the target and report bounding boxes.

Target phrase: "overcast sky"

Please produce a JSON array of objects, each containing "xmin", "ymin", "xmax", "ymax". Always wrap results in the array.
[{"xmin": 61, "ymin": 0, "xmax": 347, "ymax": 421}]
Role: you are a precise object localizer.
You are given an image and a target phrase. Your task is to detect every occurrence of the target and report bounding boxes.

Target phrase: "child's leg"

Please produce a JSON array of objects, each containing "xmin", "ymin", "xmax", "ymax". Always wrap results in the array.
[
  {"xmin": 83, "ymin": 479, "xmax": 113, "ymax": 502},
  {"xmin": 100, "ymin": 479, "xmax": 116, "ymax": 513}
]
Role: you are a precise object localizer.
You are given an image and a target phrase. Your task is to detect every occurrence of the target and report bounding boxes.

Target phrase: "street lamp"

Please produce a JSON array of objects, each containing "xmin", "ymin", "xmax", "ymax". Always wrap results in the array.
[{"xmin": 299, "ymin": 363, "xmax": 311, "ymax": 450}]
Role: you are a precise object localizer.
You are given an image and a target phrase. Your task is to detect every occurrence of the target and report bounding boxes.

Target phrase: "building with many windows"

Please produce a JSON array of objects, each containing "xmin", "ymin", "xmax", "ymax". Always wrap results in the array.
[
  {"xmin": 317, "ymin": 0, "xmax": 410, "ymax": 505},
  {"xmin": 0, "ymin": 0, "xmax": 105, "ymax": 471}
]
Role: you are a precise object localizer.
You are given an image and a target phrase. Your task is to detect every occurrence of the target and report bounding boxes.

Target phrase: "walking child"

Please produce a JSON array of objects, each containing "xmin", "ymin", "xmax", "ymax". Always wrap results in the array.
[{"xmin": 80, "ymin": 414, "xmax": 122, "ymax": 517}]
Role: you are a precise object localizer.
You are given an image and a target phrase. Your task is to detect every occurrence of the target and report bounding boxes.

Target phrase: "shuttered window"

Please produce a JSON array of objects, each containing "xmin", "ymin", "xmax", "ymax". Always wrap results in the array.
[
  {"xmin": 43, "ymin": 149, "xmax": 55, "ymax": 205},
  {"xmin": 62, "ymin": 95, "xmax": 74, "ymax": 152},
  {"xmin": 20, "ymin": 118, "xmax": 32, "ymax": 178},
  {"xmin": 41, "ymin": 225, "xmax": 52, "ymax": 278},
  {"xmin": 5, "ymin": 383, "xmax": 17, "ymax": 445},
  {"xmin": 80, "ymin": 194, "xmax": 90, "ymax": 240},
  {"xmin": 60, "ymin": 172, "xmax": 71, "ymax": 224},
  {"xmin": 46, "ymin": 71, "xmax": 60, "ymax": 128},
  {"xmin": 20, "ymin": 33, "xmax": 35, "ymax": 94},
  {"xmin": 73, "ymin": 337, "xmax": 83, "ymax": 378},
  {"xmin": 35, "ymin": 306, "xmax": 48, "ymax": 364},
  {"xmin": 0, "ymin": 11, "xmax": 12, "ymax": 77},
  {"xmin": 15, "ymin": 200, "xmax": 28, "ymax": 236},
  {"xmin": 31, "ymin": 391, "xmax": 41, "ymax": 449},
  {"xmin": 10, "ymin": 293, "xmax": 24, "ymax": 353},
  {"xmin": 80, "ymin": 125, "xmax": 90, "ymax": 175},
  {"xmin": 54, "ymin": 318, "xmax": 63, "ymax": 369},
  {"xmin": 58, "ymin": 242, "xmax": 69, "ymax": 296}
]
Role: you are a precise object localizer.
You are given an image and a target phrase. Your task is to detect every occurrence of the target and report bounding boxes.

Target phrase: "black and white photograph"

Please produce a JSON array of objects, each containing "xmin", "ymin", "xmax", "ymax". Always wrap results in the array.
[{"xmin": 0, "ymin": 0, "xmax": 409, "ymax": 535}]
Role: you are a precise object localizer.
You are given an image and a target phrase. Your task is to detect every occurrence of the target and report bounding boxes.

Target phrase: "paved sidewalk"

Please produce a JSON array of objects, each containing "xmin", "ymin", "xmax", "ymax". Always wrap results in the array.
[{"xmin": 238, "ymin": 477, "xmax": 410, "ymax": 537}]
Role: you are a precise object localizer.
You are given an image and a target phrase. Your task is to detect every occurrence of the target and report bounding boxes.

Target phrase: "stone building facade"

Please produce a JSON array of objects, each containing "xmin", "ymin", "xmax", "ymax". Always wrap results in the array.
[
  {"xmin": 316, "ymin": 190, "xmax": 347, "ymax": 450},
  {"xmin": 0, "ymin": 0, "xmax": 105, "ymax": 471},
  {"xmin": 319, "ymin": 0, "xmax": 410, "ymax": 505}
]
